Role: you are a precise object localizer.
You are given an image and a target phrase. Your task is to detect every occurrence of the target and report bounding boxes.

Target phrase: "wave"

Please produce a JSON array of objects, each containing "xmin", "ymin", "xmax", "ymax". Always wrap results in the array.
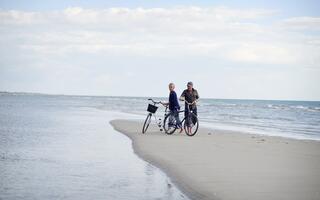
[
  {"xmin": 291, "ymin": 105, "xmax": 309, "ymax": 110},
  {"xmin": 3, "ymin": 93, "xmax": 319, "ymax": 140},
  {"xmin": 265, "ymin": 104, "xmax": 320, "ymax": 112}
]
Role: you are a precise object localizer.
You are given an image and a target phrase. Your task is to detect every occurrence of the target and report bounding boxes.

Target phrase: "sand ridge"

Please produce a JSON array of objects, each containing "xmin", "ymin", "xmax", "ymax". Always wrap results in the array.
[{"xmin": 110, "ymin": 119, "xmax": 320, "ymax": 200}]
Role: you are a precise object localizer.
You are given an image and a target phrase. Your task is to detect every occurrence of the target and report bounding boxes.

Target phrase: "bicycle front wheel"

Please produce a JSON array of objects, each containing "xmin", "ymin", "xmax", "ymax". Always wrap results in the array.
[
  {"xmin": 163, "ymin": 113, "xmax": 177, "ymax": 135},
  {"xmin": 142, "ymin": 113, "xmax": 152, "ymax": 133},
  {"xmin": 184, "ymin": 114, "xmax": 199, "ymax": 136}
]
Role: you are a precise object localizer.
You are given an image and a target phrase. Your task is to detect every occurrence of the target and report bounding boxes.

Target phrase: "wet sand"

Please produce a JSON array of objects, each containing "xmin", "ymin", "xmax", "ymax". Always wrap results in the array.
[{"xmin": 110, "ymin": 119, "xmax": 320, "ymax": 200}]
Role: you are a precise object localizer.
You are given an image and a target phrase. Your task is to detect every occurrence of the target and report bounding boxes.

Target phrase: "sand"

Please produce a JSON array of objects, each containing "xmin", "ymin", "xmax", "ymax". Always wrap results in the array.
[{"xmin": 110, "ymin": 119, "xmax": 320, "ymax": 200}]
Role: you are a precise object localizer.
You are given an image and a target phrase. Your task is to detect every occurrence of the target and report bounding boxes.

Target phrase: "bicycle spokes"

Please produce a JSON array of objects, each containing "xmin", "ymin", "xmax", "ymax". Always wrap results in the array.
[
  {"xmin": 163, "ymin": 113, "xmax": 178, "ymax": 135},
  {"xmin": 184, "ymin": 115, "xmax": 199, "ymax": 136},
  {"xmin": 168, "ymin": 115, "xmax": 176, "ymax": 127}
]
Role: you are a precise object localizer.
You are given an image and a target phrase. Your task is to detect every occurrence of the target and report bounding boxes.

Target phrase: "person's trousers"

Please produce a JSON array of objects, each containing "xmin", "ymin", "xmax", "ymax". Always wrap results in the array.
[
  {"xmin": 170, "ymin": 110, "xmax": 182, "ymax": 128},
  {"xmin": 184, "ymin": 106, "xmax": 197, "ymax": 126}
]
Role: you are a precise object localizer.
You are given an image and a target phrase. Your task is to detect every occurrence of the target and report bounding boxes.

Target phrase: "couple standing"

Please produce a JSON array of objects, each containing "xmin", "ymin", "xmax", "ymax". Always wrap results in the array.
[{"xmin": 164, "ymin": 82, "xmax": 199, "ymax": 133}]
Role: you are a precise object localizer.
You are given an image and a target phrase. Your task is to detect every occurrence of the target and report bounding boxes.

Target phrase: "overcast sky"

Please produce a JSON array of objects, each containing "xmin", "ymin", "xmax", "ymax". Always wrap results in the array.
[{"xmin": 0, "ymin": 0, "xmax": 319, "ymax": 100}]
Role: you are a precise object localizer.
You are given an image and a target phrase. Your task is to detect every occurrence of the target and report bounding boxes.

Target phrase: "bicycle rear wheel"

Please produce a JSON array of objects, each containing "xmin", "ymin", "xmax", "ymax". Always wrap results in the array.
[
  {"xmin": 184, "ymin": 114, "xmax": 199, "ymax": 136},
  {"xmin": 163, "ymin": 113, "xmax": 177, "ymax": 135},
  {"xmin": 142, "ymin": 113, "xmax": 152, "ymax": 133}
]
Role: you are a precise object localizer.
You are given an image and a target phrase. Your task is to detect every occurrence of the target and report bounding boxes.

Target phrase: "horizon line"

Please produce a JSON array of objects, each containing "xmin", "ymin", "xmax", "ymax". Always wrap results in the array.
[{"xmin": 1, "ymin": 90, "xmax": 319, "ymax": 102}]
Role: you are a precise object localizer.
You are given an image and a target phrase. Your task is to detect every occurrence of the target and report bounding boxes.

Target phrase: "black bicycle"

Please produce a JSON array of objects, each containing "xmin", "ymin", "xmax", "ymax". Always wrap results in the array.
[
  {"xmin": 142, "ymin": 98, "xmax": 169, "ymax": 134},
  {"xmin": 163, "ymin": 100, "xmax": 199, "ymax": 136}
]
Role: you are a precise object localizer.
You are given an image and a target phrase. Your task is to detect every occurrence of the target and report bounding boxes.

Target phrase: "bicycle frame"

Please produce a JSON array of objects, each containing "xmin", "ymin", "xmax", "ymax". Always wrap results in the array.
[
  {"xmin": 143, "ymin": 98, "xmax": 169, "ymax": 133},
  {"xmin": 152, "ymin": 107, "xmax": 169, "ymax": 130},
  {"xmin": 178, "ymin": 103, "xmax": 195, "ymax": 126},
  {"xmin": 162, "ymin": 98, "xmax": 199, "ymax": 136},
  {"xmin": 166, "ymin": 100, "xmax": 196, "ymax": 127}
]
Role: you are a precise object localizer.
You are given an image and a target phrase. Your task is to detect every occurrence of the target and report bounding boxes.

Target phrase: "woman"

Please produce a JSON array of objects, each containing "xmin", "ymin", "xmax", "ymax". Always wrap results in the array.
[{"xmin": 163, "ymin": 83, "xmax": 183, "ymax": 133}]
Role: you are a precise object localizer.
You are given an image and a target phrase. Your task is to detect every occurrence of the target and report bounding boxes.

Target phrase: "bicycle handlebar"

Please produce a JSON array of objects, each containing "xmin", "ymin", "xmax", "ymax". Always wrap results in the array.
[
  {"xmin": 148, "ymin": 98, "xmax": 165, "ymax": 106},
  {"xmin": 180, "ymin": 99, "xmax": 195, "ymax": 105},
  {"xmin": 148, "ymin": 98, "xmax": 196, "ymax": 107}
]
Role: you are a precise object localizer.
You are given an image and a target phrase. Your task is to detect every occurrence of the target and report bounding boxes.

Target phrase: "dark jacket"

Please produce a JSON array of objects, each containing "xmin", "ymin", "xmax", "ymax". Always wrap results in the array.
[
  {"xmin": 181, "ymin": 88, "xmax": 199, "ymax": 109},
  {"xmin": 169, "ymin": 91, "xmax": 180, "ymax": 111}
]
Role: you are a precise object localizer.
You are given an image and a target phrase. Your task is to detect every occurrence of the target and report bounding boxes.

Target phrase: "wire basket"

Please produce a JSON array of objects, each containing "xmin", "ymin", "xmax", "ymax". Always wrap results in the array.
[{"xmin": 147, "ymin": 104, "xmax": 158, "ymax": 113}]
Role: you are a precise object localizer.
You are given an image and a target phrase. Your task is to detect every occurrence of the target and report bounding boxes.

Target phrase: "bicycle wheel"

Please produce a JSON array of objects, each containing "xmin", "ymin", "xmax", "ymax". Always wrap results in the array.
[
  {"xmin": 142, "ymin": 113, "xmax": 152, "ymax": 133},
  {"xmin": 184, "ymin": 113, "xmax": 199, "ymax": 136},
  {"xmin": 163, "ymin": 113, "xmax": 177, "ymax": 135}
]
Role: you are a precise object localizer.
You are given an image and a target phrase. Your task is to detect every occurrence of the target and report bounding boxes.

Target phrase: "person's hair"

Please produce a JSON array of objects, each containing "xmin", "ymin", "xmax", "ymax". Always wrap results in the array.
[
  {"xmin": 169, "ymin": 83, "xmax": 175, "ymax": 87},
  {"xmin": 187, "ymin": 81, "xmax": 193, "ymax": 86}
]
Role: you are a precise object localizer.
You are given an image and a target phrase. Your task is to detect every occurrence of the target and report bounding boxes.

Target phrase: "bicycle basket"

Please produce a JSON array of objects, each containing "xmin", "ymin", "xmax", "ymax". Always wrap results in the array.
[{"xmin": 147, "ymin": 104, "xmax": 158, "ymax": 113}]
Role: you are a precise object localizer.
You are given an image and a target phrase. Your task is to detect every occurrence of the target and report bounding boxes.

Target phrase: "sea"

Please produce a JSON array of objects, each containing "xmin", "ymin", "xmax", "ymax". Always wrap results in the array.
[{"xmin": 1, "ymin": 93, "xmax": 319, "ymax": 199}]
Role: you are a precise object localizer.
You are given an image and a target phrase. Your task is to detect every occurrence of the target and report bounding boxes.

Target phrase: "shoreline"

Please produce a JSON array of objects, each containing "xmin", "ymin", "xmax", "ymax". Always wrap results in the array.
[
  {"xmin": 110, "ymin": 120, "xmax": 206, "ymax": 200},
  {"xmin": 200, "ymin": 121, "xmax": 320, "ymax": 142},
  {"xmin": 110, "ymin": 119, "xmax": 320, "ymax": 200}
]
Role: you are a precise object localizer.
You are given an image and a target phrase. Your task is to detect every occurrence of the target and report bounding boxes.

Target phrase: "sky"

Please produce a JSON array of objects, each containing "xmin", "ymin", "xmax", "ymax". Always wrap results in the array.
[{"xmin": 0, "ymin": 0, "xmax": 319, "ymax": 100}]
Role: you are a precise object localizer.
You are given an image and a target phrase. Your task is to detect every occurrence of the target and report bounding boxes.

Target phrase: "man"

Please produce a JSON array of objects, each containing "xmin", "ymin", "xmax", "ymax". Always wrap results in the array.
[
  {"xmin": 180, "ymin": 81, "xmax": 199, "ymax": 132},
  {"xmin": 163, "ymin": 83, "xmax": 183, "ymax": 132}
]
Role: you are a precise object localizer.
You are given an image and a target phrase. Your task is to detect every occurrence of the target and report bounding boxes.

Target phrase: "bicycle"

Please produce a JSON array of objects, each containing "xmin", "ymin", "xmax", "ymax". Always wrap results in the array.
[
  {"xmin": 142, "ymin": 98, "xmax": 169, "ymax": 134},
  {"xmin": 163, "ymin": 100, "xmax": 199, "ymax": 136}
]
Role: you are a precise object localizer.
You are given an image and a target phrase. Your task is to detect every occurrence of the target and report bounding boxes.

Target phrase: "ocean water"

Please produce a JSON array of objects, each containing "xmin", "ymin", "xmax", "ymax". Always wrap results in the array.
[
  {"xmin": 199, "ymin": 99, "xmax": 320, "ymax": 140},
  {"xmin": 93, "ymin": 95, "xmax": 320, "ymax": 141},
  {"xmin": 1, "ymin": 93, "xmax": 320, "ymax": 199},
  {"xmin": 0, "ymin": 94, "xmax": 189, "ymax": 200}
]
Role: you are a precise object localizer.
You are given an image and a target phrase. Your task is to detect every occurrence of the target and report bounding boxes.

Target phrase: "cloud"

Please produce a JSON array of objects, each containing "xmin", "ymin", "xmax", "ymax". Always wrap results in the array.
[
  {"xmin": 1, "ymin": 7, "xmax": 318, "ymax": 65},
  {"xmin": 227, "ymin": 44, "xmax": 293, "ymax": 64},
  {"xmin": 0, "ymin": 7, "xmax": 319, "ymax": 100},
  {"xmin": 1, "ymin": 6, "xmax": 318, "ymax": 68},
  {"xmin": 280, "ymin": 17, "xmax": 320, "ymax": 30},
  {"xmin": 0, "ymin": 6, "xmax": 276, "ymax": 24}
]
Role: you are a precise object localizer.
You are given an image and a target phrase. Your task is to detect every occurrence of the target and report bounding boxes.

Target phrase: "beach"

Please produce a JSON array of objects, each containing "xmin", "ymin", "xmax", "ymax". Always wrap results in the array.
[{"xmin": 110, "ymin": 119, "xmax": 320, "ymax": 200}]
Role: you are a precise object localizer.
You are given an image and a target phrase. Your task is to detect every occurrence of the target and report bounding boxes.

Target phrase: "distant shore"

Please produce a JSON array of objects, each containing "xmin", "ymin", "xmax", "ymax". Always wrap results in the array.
[{"xmin": 110, "ymin": 119, "xmax": 320, "ymax": 200}]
